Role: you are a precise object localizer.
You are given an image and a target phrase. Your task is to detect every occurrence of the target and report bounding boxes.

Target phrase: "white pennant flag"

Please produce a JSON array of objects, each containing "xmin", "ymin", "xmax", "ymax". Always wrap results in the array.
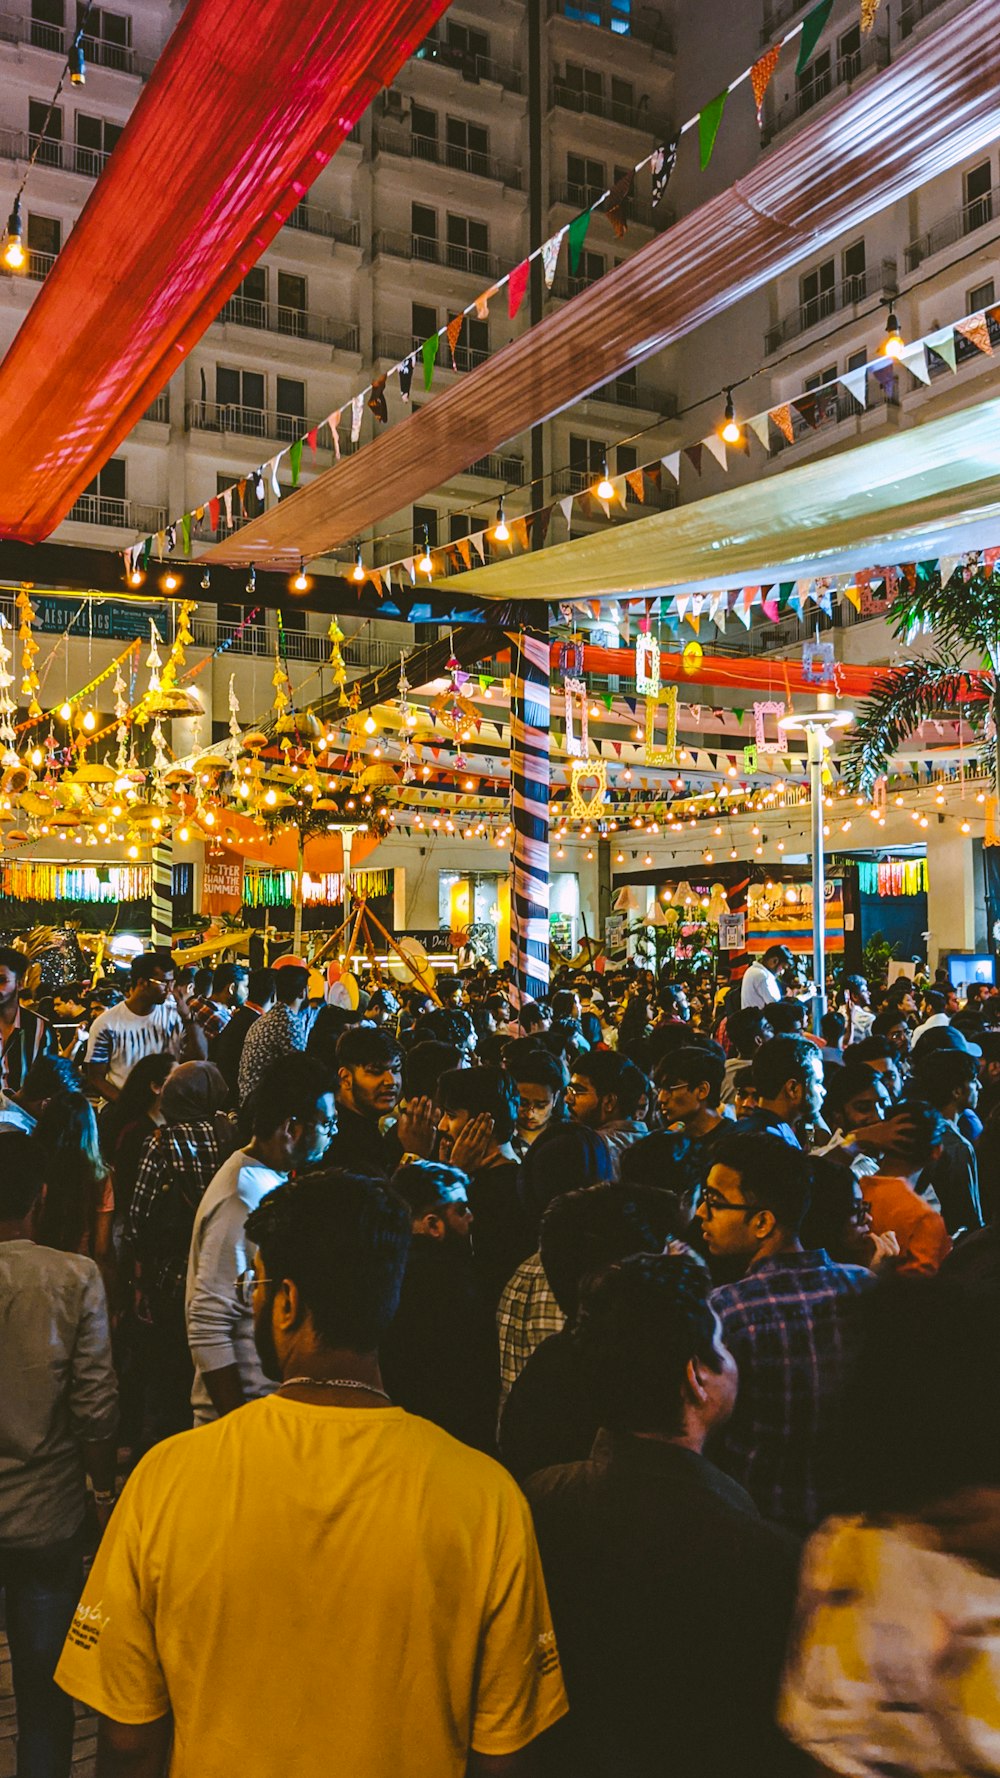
[
  {"xmin": 702, "ymin": 433, "xmax": 728, "ymax": 470},
  {"xmin": 470, "ymin": 531, "xmax": 486, "ymax": 563},
  {"xmin": 938, "ymin": 555, "xmax": 961, "ymax": 587},
  {"xmin": 541, "ymin": 226, "xmax": 567, "ymax": 290},
  {"xmin": 222, "ymin": 490, "xmax": 232, "ymax": 529},
  {"xmin": 748, "ymin": 412, "xmax": 771, "ymax": 451},
  {"xmin": 402, "ymin": 556, "xmax": 416, "ymax": 584},
  {"xmin": 660, "ymin": 451, "xmax": 681, "ymax": 484},
  {"xmin": 350, "ymin": 393, "xmax": 365, "ymax": 444},
  {"xmin": 839, "ymin": 366, "xmax": 869, "ymax": 408},
  {"xmin": 899, "ymin": 342, "xmax": 931, "ymax": 385},
  {"xmin": 733, "ymin": 598, "xmax": 753, "ymax": 630},
  {"xmin": 924, "ymin": 326, "xmax": 957, "ymax": 372},
  {"xmin": 270, "ymin": 453, "xmax": 284, "ymax": 499},
  {"xmin": 559, "ymin": 495, "xmax": 575, "ymax": 533}
]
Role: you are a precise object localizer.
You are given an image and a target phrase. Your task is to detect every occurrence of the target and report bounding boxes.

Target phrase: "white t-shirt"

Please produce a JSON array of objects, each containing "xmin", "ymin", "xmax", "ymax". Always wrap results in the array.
[
  {"xmin": 741, "ymin": 962, "xmax": 782, "ymax": 1009},
  {"xmin": 84, "ymin": 1001, "xmax": 183, "ymax": 1091},
  {"xmin": 185, "ymin": 1147, "xmax": 286, "ymax": 1423}
]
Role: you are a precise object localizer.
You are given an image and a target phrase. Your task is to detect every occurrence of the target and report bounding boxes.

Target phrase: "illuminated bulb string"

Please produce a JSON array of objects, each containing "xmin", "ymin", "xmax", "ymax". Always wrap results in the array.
[{"xmin": 3, "ymin": 0, "xmax": 96, "ymax": 269}]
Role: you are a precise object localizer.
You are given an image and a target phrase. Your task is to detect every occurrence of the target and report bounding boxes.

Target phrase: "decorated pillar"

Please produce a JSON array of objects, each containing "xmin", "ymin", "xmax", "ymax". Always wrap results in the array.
[
  {"xmin": 151, "ymin": 835, "xmax": 173, "ymax": 950},
  {"xmin": 510, "ymin": 622, "xmax": 551, "ymax": 1006}
]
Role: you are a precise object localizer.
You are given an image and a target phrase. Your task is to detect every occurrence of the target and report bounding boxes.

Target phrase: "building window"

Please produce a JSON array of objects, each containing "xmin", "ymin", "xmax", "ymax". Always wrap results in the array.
[
  {"xmin": 566, "ymin": 153, "xmax": 605, "ymax": 205},
  {"xmin": 411, "ymin": 203, "xmax": 438, "ymax": 262},
  {"xmin": 445, "ymin": 115, "xmax": 489, "ymax": 176},
  {"xmin": 804, "ymin": 365, "xmax": 839, "ymax": 426},
  {"xmin": 411, "ymin": 302, "xmax": 437, "ymax": 348},
  {"xmin": 413, "ymin": 506, "xmax": 438, "ymax": 549},
  {"xmin": 562, "ymin": 61, "xmax": 603, "ymax": 111},
  {"xmin": 411, "ymin": 104, "xmax": 437, "ymax": 157},
  {"xmin": 838, "ymin": 22, "xmax": 861, "ymax": 80},
  {"xmin": 75, "ymin": 110, "xmax": 122, "ymax": 174},
  {"xmin": 26, "ymin": 212, "xmax": 60, "ymax": 273},
  {"xmin": 450, "ymin": 513, "xmax": 471, "ymax": 541},
  {"xmin": 28, "ymin": 98, "xmax": 62, "ymax": 165},
  {"xmin": 30, "ymin": 0, "xmax": 64, "ymax": 52},
  {"xmin": 446, "ymin": 20, "xmax": 489, "ymax": 60},
  {"xmin": 276, "ymin": 270, "xmax": 306, "ymax": 337},
  {"xmin": 842, "ymin": 239, "xmax": 866, "ymax": 301},
  {"xmin": 967, "ymin": 278, "xmax": 996, "ymax": 313},
  {"xmin": 225, "ymin": 268, "xmax": 266, "ymax": 328},
  {"xmin": 216, "ymin": 367, "xmax": 265, "ymax": 434},
  {"xmin": 75, "ymin": 456, "xmax": 126, "ymax": 524},
  {"xmin": 465, "ymin": 316, "xmax": 489, "ymax": 364},
  {"xmin": 76, "ymin": 3, "xmax": 132, "ymax": 71},
  {"xmin": 446, "ymin": 213, "xmax": 490, "ymax": 275},
  {"xmin": 799, "ymin": 257, "xmax": 835, "ymax": 327},
  {"xmin": 798, "ymin": 45, "xmax": 831, "ymax": 113},
  {"xmin": 964, "ymin": 160, "xmax": 993, "ymax": 233},
  {"xmin": 276, "ymin": 377, "xmax": 305, "ymax": 443},
  {"xmin": 569, "ymin": 434, "xmax": 607, "ymax": 489}
]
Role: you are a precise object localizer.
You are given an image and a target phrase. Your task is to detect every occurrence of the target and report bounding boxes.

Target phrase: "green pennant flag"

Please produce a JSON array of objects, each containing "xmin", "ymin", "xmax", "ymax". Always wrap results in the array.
[
  {"xmin": 698, "ymin": 91, "xmax": 727, "ymax": 171},
  {"xmin": 778, "ymin": 581, "xmax": 795, "ymax": 606},
  {"xmin": 602, "ymin": 693, "xmax": 614, "ymax": 712},
  {"xmin": 796, "ymin": 0, "xmax": 834, "ymax": 74},
  {"xmin": 181, "ymin": 514, "xmax": 192, "ymax": 556},
  {"xmin": 733, "ymin": 708, "xmax": 745, "ymax": 726},
  {"xmin": 568, "ymin": 209, "xmax": 592, "ymax": 276},
  {"xmin": 422, "ymin": 333, "xmax": 440, "ymax": 391},
  {"xmin": 141, "ymin": 536, "xmax": 151, "ymax": 569},
  {"xmin": 289, "ymin": 439, "xmax": 303, "ymax": 487},
  {"xmin": 479, "ymin": 674, "xmax": 492, "ymax": 692}
]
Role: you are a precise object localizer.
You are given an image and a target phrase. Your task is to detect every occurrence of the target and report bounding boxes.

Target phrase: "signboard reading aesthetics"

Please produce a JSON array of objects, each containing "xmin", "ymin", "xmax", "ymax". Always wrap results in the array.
[{"xmin": 37, "ymin": 597, "xmax": 170, "ymax": 640}]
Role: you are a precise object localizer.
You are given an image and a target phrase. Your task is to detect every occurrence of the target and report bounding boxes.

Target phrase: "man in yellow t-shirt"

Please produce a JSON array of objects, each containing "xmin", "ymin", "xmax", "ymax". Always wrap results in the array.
[{"xmin": 56, "ymin": 1171, "xmax": 568, "ymax": 1777}]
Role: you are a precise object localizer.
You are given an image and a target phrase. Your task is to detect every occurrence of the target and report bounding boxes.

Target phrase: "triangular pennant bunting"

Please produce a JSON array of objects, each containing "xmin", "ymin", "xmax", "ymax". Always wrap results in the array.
[
  {"xmin": 702, "ymin": 433, "xmax": 729, "ymax": 469},
  {"xmin": 797, "ymin": 0, "xmax": 834, "ymax": 74},
  {"xmin": 770, "ymin": 404, "xmax": 794, "ymax": 444},
  {"xmin": 751, "ymin": 43, "xmax": 781, "ymax": 124},
  {"xmin": 541, "ymin": 227, "xmax": 566, "ymax": 290},
  {"xmin": 350, "ymin": 392, "xmax": 365, "ymax": 443},
  {"xmin": 898, "ymin": 343, "xmax": 931, "ymax": 385},
  {"xmin": 508, "ymin": 259, "xmax": 530, "ymax": 319},
  {"xmin": 748, "ymin": 412, "xmax": 772, "ymax": 451},
  {"xmin": 839, "ymin": 365, "xmax": 868, "ymax": 407},
  {"xmin": 421, "ymin": 334, "xmax": 439, "ymax": 391},
  {"xmin": 446, "ymin": 312, "xmax": 465, "ymax": 367},
  {"xmin": 698, "ymin": 90, "xmax": 728, "ymax": 170},
  {"xmin": 568, "ymin": 208, "xmax": 592, "ymax": 274},
  {"xmin": 956, "ymin": 312, "xmax": 993, "ymax": 356},
  {"xmin": 924, "ymin": 326, "xmax": 957, "ymax": 371},
  {"xmin": 684, "ymin": 442, "xmax": 704, "ymax": 475},
  {"xmin": 605, "ymin": 167, "xmax": 635, "ymax": 238},
  {"xmin": 661, "ymin": 451, "xmax": 681, "ymax": 484},
  {"xmin": 650, "ymin": 136, "xmax": 678, "ymax": 208}
]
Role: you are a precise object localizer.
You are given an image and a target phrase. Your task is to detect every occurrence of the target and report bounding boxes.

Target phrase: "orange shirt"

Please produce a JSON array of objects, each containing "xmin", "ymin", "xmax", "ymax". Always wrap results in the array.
[{"xmin": 867, "ymin": 1174, "xmax": 951, "ymax": 1275}]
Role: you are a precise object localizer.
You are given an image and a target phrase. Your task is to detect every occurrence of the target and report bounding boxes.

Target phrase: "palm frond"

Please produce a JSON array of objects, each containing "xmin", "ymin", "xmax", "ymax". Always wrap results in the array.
[
  {"xmin": 840, "ymin": 655, "xmax": 993, "ymax": 793},
  {"xmin": 888, "ymin": 569, "xmax": 1000, "ymax": 666}
]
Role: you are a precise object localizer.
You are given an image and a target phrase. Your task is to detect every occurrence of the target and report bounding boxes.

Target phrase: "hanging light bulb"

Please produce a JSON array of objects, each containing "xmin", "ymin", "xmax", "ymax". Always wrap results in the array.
[
  {"xmin": 595, "ymin": 457, "xmax": 615, "ymax": 501},
  {"xmin": 881, "ymin": 303, "xmax": 904, "ymax": 360},
  {"xmin": 200, "ymin": 566, "xmax": 211, "ymax": 591},
  {"xmin": 492, "ymin": 500, "xmax": 509, "ymax": 543},
  {"xmin": 81, "ymin": 709, "xmax": 97, "ymax": 732},
  {"xmin": 352, "ymin": 546, "xmax": 365, "ymax": 584},
  {"xmin": 3, "ymin": 196, "xmax": 25, "ymax": 272},
  {"xmin": 68, "ymin": 33, "xmax": 86, "ymax": 83},
  {"xmin": 246, "ymin": 563, "xmax": 257, "ymax": 597},
  {"xmin": 128, "ymin": 567, "xmax": 144, "ymax": 588},
  {"xmin": 58, "ymin": 701, "xmax": 72, "ymax": 723},
  {"xmin": 163, "ymin": 570, "xmax": 179, "ymax": 592},
  {"xmin": 292, "ymin": 558, "xmax": 308, "ymax": 593},
  {"xmin": 719, "ymin": 387, "xmax": 742, "ymax": 445},
  {"xmin": 417, "ymin": 528, "xmax": 433, "ymax": 576},
  {"xmin": 363, "ymin": 714, "xmax": 378, "ymax": 735}
]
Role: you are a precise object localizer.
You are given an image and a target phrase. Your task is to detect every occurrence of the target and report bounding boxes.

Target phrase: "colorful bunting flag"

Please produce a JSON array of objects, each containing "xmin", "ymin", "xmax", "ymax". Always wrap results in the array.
[
  {"xmin": 860, "ymin": 0, "xmax": 881, "ymax": 30},
  {"xmin": 770, "ymin": 404, "xmax": 794, "ymax": 444},
  {"xmin": 924, "ymin": 326, "xmax": 957, "ymax": 372},
  {"xmin": 624, "ymin": 468, "xmax": 645, "ymax": 503},
  {"xmin": 422, "ymin": 334, "xmax": 439, "ymax": 391},
  {"xmin": 839, "ymin": 365, "xmax": 868, "ymax": 407},
  {"xmin": 508, "ymin": 259, "xmax": 530, "ymax": 319},
  {"xmin": 208, "ymin": 496, "xmax": 220, "ymax": 532},
  {"xmin": 368, "ymin": 375, "xmax": 388, "ymax": 423},
  {"xmin": 956, "ymin": 312, "xmax": 992, "ymax": 356},
  {"xmin": 751, "ymin": 44, "xmax": 781, "ymax": 125},
  {"xmin": 559, "ymin": 494, "xmax": 575, "ymax": 534},
  {"xmin": 475, "ymin": 286, "xmax": 497, "ymax": 322},
  {"xmin": 541, "ymin": 227, "xmax": 566, "ymax": 289},
  {"xmin": 327, "ymin": 410, "xmax": 342, "ymax": 459},
  {"xmin": 181, "ymin": 514, "xmax": 191, "ymax": 555},
  {"xmin": 650, "ymin": 137, "xmax": 678, "ymax": 208},
  {"xmin": 698, "ymin": 91, "xmax": 728, "ymax": 169},
  {"xmin": 289, "ymin": 439, "xmax": 303, "ymax": 487},
  {"xmin": 797, "ymin": 0, "xmax": 834, "ymax": 74},
  {"xmin": 899, "ymin": 343, "xmax": 931, "ymax": 385},
  {"xmin": 605, "ymin": 167, "xmax": 635, "ymax": 238},
  {"xmin": 748, "ymin": 412, "xmax": 771, "ymax": 451},
  {"xmin": 306, "ymin": 427, "xmax": 318, "ymax": 457},
  {"xmin": 661, "ymin": 451, "xmax": 681, "ymax": 483},
  {"xmin": 703, "ymin": 433, "xmax": 728, "ymax": 469},
  {"xmin": 350, "ymin": 393, "xmax": 365, "ymax": 443},
  {"xmin": 446, "ymin": 313, "xmax": 465, "ymax": 367},
  {"xmin": 398, "ymin": 358, "xmax": 414, "ymax": 403},
  {"xmin": 568, "ymin": 209, "xmax": 592, "ymax": 275}
]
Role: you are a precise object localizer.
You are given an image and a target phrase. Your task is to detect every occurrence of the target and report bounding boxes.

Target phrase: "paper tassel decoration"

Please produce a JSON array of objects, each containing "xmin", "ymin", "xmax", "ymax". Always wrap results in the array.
[
  {"xmin": 860, "ymin": 0, "xmax": 880, "ymax": 30},
  {"xmin": 751, "ymin": 44, "xmax": 781, "ymax": 124}
]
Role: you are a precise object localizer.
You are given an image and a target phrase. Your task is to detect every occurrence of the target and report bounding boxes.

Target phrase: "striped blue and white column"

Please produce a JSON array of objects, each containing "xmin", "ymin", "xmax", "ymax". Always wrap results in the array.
[
  {"xmin": 151, "ymin": 836, "xmax": 173, "ymax": 951},
  {"xmin": 510, "ymin": 624, "xmax": 550, "ymax": 1007}
]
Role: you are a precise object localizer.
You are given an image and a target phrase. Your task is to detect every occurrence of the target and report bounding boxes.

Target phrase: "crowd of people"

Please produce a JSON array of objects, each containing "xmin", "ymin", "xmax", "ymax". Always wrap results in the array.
[{"xmin": 1, "ymin": 935, "xmax": 999, "ymax": 1777}]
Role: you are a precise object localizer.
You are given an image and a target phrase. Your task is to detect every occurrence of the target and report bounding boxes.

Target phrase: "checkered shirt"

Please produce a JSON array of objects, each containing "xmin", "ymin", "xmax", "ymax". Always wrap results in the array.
[
  {"xmin": 128, "ymin": 1120, "xmax": 234, "ymax": 1298},
  {"xmin": 497, "ymin": 1252, "xmax": 565, "ymax": 1410}
]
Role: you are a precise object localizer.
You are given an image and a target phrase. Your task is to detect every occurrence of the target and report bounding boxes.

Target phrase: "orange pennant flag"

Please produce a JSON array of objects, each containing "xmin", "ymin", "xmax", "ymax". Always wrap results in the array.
[
  {"xmin": 475, "ymin": 286, "xmax": 498, "ymax": 322},
  {"xmin": 750, "ymin": 44, "xmax": 780, "ymax": 124},
  {"xmin": 769, "ymin": 403, "xmax": 794, "ymax": 443},
  {"xmin": 956, "ymin": 313, "xmax": 993, "ymax": 356},
  {"xmin": 446, "ymin": 312, "xmax": 465, "ymax": 369},
  {"xmin": 456, "ymin": 537, "xmax": 472, "ymax": 570},
  {"xmin": 624, "ymin": 468, "xmax": 646, "ymax": 504},
  {"xmin": 511, "ymin": 516, "xmax": 530, "ymax": 550}
]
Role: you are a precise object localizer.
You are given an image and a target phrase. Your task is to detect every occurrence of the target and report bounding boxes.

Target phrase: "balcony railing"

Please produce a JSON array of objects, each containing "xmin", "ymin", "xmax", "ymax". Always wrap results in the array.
[
  {"xmin": 412, "ymin": 38, "xmax": 523, "ymax": 93},
  {"xmin": 550, "ymin": 79, "xmax": 659, "ymax": 133},
  {"xmin": 551, "ymin": 465, "xmax": 677, "ymax": 509},
  {"xmin": 371, "ymin": 229, "xmax": 500, "ymax": 280},
  {"xmin": 584, "ymin": 377, "xmax": 673, "ymax": 413},
  {"xmin": 214, "ymin": 296, "xmax": 359, "ymax": 352},
  {"xmin": 767, "ymin": 375, "xmax": 900, "ymax": 456},
  {"xmin": 141, "ymin": 393, "xmax": 169, "ymax": 424},
  {"xmin": 765, "ymin": 35, "xmax": 890, "ymax": 137},
  {"xmin": 547, "ymin": 0, "xmax": 674, "ymax": 54},
  {"xmin": 549, "ymin": 177, "xmax": 662, "ymax": 228},
  {"xmin": 185, "ymin": 399, "xmax": 347, "ymax": 448},
  {"xmin": 765, "ymin": 258, "xmax": 897, "ymax": 354},
  {"xmin": 905, "ymin": 186, "xmax": 1000, "ymax": 272},
  {"xmin": 466, "ymin": 453, "xmax": 526, "ymax": 483},
  {"xmin": 373, "ymin": 120, "xmax": 521, "ymax": 189},
  {"xmin": 285, "ymin": 202, "xmax": 361, "ymax": 246},
  {"xmin": 372, "ymin": 331, "xmax": 490, "ymax": 373},
  {"xmin": 0, "ymin": 12, "xmax": 158, "ymax": 75},
  {"xmin": 65, "ymin": 493, "xmax": 157, "ymax": 530},
  {"xmin": 898, "ymin": 0, "xmax": 951, "ymax": 37},
  {"xmin": 191, "ymin": 617, "xmax": 332, "ymax": 663},
  {"xmin": 0, "ymin": 246, "xmax": 56, "ymax": 282},
  {"xmin": 0, "ymin": 127, "xmax": 113, "ymax": 176}
]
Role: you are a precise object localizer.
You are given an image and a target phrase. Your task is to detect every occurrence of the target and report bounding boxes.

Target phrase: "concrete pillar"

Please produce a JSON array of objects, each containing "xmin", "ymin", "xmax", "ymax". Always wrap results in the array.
[{"xmin": 925, "ymin": 819, "xmax": 982, "ymax": 970}]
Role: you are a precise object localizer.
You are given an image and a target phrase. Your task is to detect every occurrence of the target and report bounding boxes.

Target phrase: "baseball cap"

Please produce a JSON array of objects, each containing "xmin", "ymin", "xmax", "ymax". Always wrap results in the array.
[{"xmin": 911, "ymin": 1025, "xmax": 982, "ymax": 1060}]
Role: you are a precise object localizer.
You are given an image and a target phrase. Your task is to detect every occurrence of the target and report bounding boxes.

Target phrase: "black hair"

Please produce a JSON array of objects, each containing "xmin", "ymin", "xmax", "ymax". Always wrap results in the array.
[
  {"xmin": 505, "ymin": 1044, "xmax": 569, "ymax": 1097},
  {"xmin": 245, "ymin": 1170, "xmax": 411, "ymax": 1353},
  {"xmin": 20, "ymin": 1052, "xmax": 83, "ymax": 1105},
  {"xmin": 248, "ymin": 967, "xmax": 275, "ymax": 1006},
  {"xmin": 572, "ymin": 1050, "xmax": 647, "ymax": 1118},
  {"xmin": 438, "ymin": 977, "xmax": 465, "ymax": 1003},
  {"xmin": 437, "ymin": 1064, "xmax": 518, "ymax": 1145},
  {"xmin": 99, "ymin": 1051, "xmax": 173, "ymax": 1143},
  {"xmin": 539, "ymin": 1180, "xmax": 680, "ymax": 1317},
  {"xmin": 843, "ymin": 974, "xmax": 867, "ymax": 995},
  {"xmin": 334, "ymin": 1026, "xmax": 403, "ymax": 1073},
  {"xmin": 580, "ymin": 1010, "xmax": 604, "ymax": 1048},
  {"xmin": 551, "ymin": 988, "xmax": 581, "ymax": 1021},
  {"xmin": 910, "ymin": 1048, "xmax": 977, "ymax": 1107},
  {"xmin": 402, "ymin": 1041, "xmax": 462, "ymax": 1101},
  {"xmin": 520, "ymin": 1120, "xmax": 617, "ymax": 1227},
  {"xmin": 250, "ymin": 1055, "xmax": 334, "ymax": 1140},
  {"xmin": 751, "ymin": 1034, "xmax": 821, "ymax": 1099},
  {"xmin": 821, "ymin": 1010, "xmax": 847, "ymax": 1046},
  {"xmin": 412, "ymin": 1008, "xmax": 475, "ymax": 1050},
  {"xmin": 618, "ymin": 1131, "xmax": 704, "ymax": 1215},
  {"xmin": 273, "ymin": 965, "xmax": 310, "ymax": 1005},
  {"xmin": 518, "ymin": 1001, "xmax": 549, "ymax": 1032},
  {"xmin": 0, "ymin": 1132, "xmax": 49, "ymax": 1220},
  {"xmin": 212, "ymin": 962, "xmax": 247, "ymax": 995},
  {"xmin": 654, "ymin": 1045, "xmax": 725, "ymax": 1107},
  {"xmin": 573, "ymin": 1250, "xmax": 720, "ymax": 1437},
  {"xmin": 192, "ymin": 967, "xmax": 213, "ymax": 998},
  {"xmin": 872, "ymin": 1009, "xmax": 908, "ymax": 1037},
  {"xmin": 306, "ymin": 1005, "xmax": 360, "ymax": 1069},
  {"xmin": 708, "ymin": 1132, "xmax": 813, "ymax": 1234},
  {"xmin": 725, "ymin": 1007, "xmax": 773, "ymax": 1057},
  {"xmin": 390, "ymin": 1159, "xmax": 470, "ymax": 1218},
  {"xmin": 544, "ymin": 1017, "xmax": 590, "ymax": 1065},
  {"xmin": 33, "ymin": 1092, "xmax": 109, "ymax": 1252},
  {"xmin": 0, "ymin": 946, "xmax": 27, "ymax": 981},
  {"xmin": 921, "ymin": 988, "xmax": 946, "ymax": 1016},
  {"xmin": 849, "ymin": 1036, "xmax": 894, "ymax": 1064},
  {"xmin": 767, "ymin": 1000, "xmax": 806, "ymax": 1035},
  {"xmin": 132, "ymin": 950, "xmax": 174, "ymax": 986},
  {"xmin": 823, "ymin": 1060, "xmax": 889, "ymax": 1130},
  {"xmin": 881, "ymin": 1098, "xmax": 947, "ymax": 1166},
  {"xmin": 657, "ymin": 984, "xmax": 689, "ymax": 1018},
  {"xmin": 800, "ymin": 1154, "xmax": 867, "ymax": 1258}
]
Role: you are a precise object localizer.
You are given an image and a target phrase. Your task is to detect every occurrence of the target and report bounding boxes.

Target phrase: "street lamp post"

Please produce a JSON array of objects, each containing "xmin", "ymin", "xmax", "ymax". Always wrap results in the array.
[{"xmin": 779, "ymin": 694, "xmax": 853, "ymax": 1035}]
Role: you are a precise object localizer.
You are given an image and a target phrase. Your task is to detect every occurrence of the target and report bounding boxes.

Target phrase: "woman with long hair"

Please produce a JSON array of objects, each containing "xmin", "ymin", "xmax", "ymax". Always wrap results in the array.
[
  {"xmin": 103, "ymin": 1052, "xmax": 174, "ymax": 1220},
  {"xmin": 33, "ymin": 1090, "xmax": 114, "ymax": 1271}
]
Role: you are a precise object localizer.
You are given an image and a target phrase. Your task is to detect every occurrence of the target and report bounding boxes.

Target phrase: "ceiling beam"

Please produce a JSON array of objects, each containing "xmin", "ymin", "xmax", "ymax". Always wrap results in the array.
[
  {"xmin": 206, "ymin": 0, "xmax": 1000, "ymax": 568},
  {"xmin": 0, "ymin": 0, "xmax": 451, "ymax": 542}
]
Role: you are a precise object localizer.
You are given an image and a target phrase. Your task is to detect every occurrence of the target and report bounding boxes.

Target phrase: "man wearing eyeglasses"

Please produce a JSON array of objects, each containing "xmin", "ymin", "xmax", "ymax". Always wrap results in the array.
[
  {"xmin": 185, "ymin": 1054, "xmax": 336, "ymax": 1423},
  {"xmin": 698, "ymin": 1132, "xmax": 874, "ymax": 1532}
]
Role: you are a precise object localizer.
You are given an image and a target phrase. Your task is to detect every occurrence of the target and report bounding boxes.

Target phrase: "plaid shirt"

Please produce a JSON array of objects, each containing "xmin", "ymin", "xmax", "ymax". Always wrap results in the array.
[
  {"xmin": 196, "ymin": 998, "xmax": 233, "ymax": 1043},
  {"xmin": 127, "ymin": 1120, "xmax": 236, "ymax": 1298},
  {"xmin": 711, "ymin": 1250, "xmax": 874, "ymax": 1532},
  {"xmin": 496, "ymin": 1252, "xmax": 565, "ymax": 1410}
]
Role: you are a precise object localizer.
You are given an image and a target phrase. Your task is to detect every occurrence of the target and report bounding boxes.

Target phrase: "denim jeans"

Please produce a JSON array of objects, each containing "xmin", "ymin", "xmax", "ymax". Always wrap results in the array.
[{"xmin": 0, "ymin": 1533, "xmax": 84, "ymax": 1778}]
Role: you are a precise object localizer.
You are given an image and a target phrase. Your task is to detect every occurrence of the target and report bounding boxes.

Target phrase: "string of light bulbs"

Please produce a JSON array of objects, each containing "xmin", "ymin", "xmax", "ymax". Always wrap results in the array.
[{"xmin": 2, "ymin": 0, "xmax": 96, "ymax": 273}]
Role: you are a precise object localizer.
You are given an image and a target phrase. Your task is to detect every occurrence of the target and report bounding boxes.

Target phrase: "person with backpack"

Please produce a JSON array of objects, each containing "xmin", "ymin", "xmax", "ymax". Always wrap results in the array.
[{"xmin": 127, "ymin": 1062, "xmax": 239, "ymax": 1447}]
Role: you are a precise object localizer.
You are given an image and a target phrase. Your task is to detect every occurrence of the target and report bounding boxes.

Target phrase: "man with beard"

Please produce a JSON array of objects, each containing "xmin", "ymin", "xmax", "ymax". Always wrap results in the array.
[
  {"xmin": 56, "ymin": 1172, "xmax": 567, "ymax": 1778},
  {"xmin": 380, "ymin": 1161, "xmax": 500, "ymax": 1451},
  {"xmin": 324, "ymin": 1026, "xmax": 404, "ymax": 1178}
]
